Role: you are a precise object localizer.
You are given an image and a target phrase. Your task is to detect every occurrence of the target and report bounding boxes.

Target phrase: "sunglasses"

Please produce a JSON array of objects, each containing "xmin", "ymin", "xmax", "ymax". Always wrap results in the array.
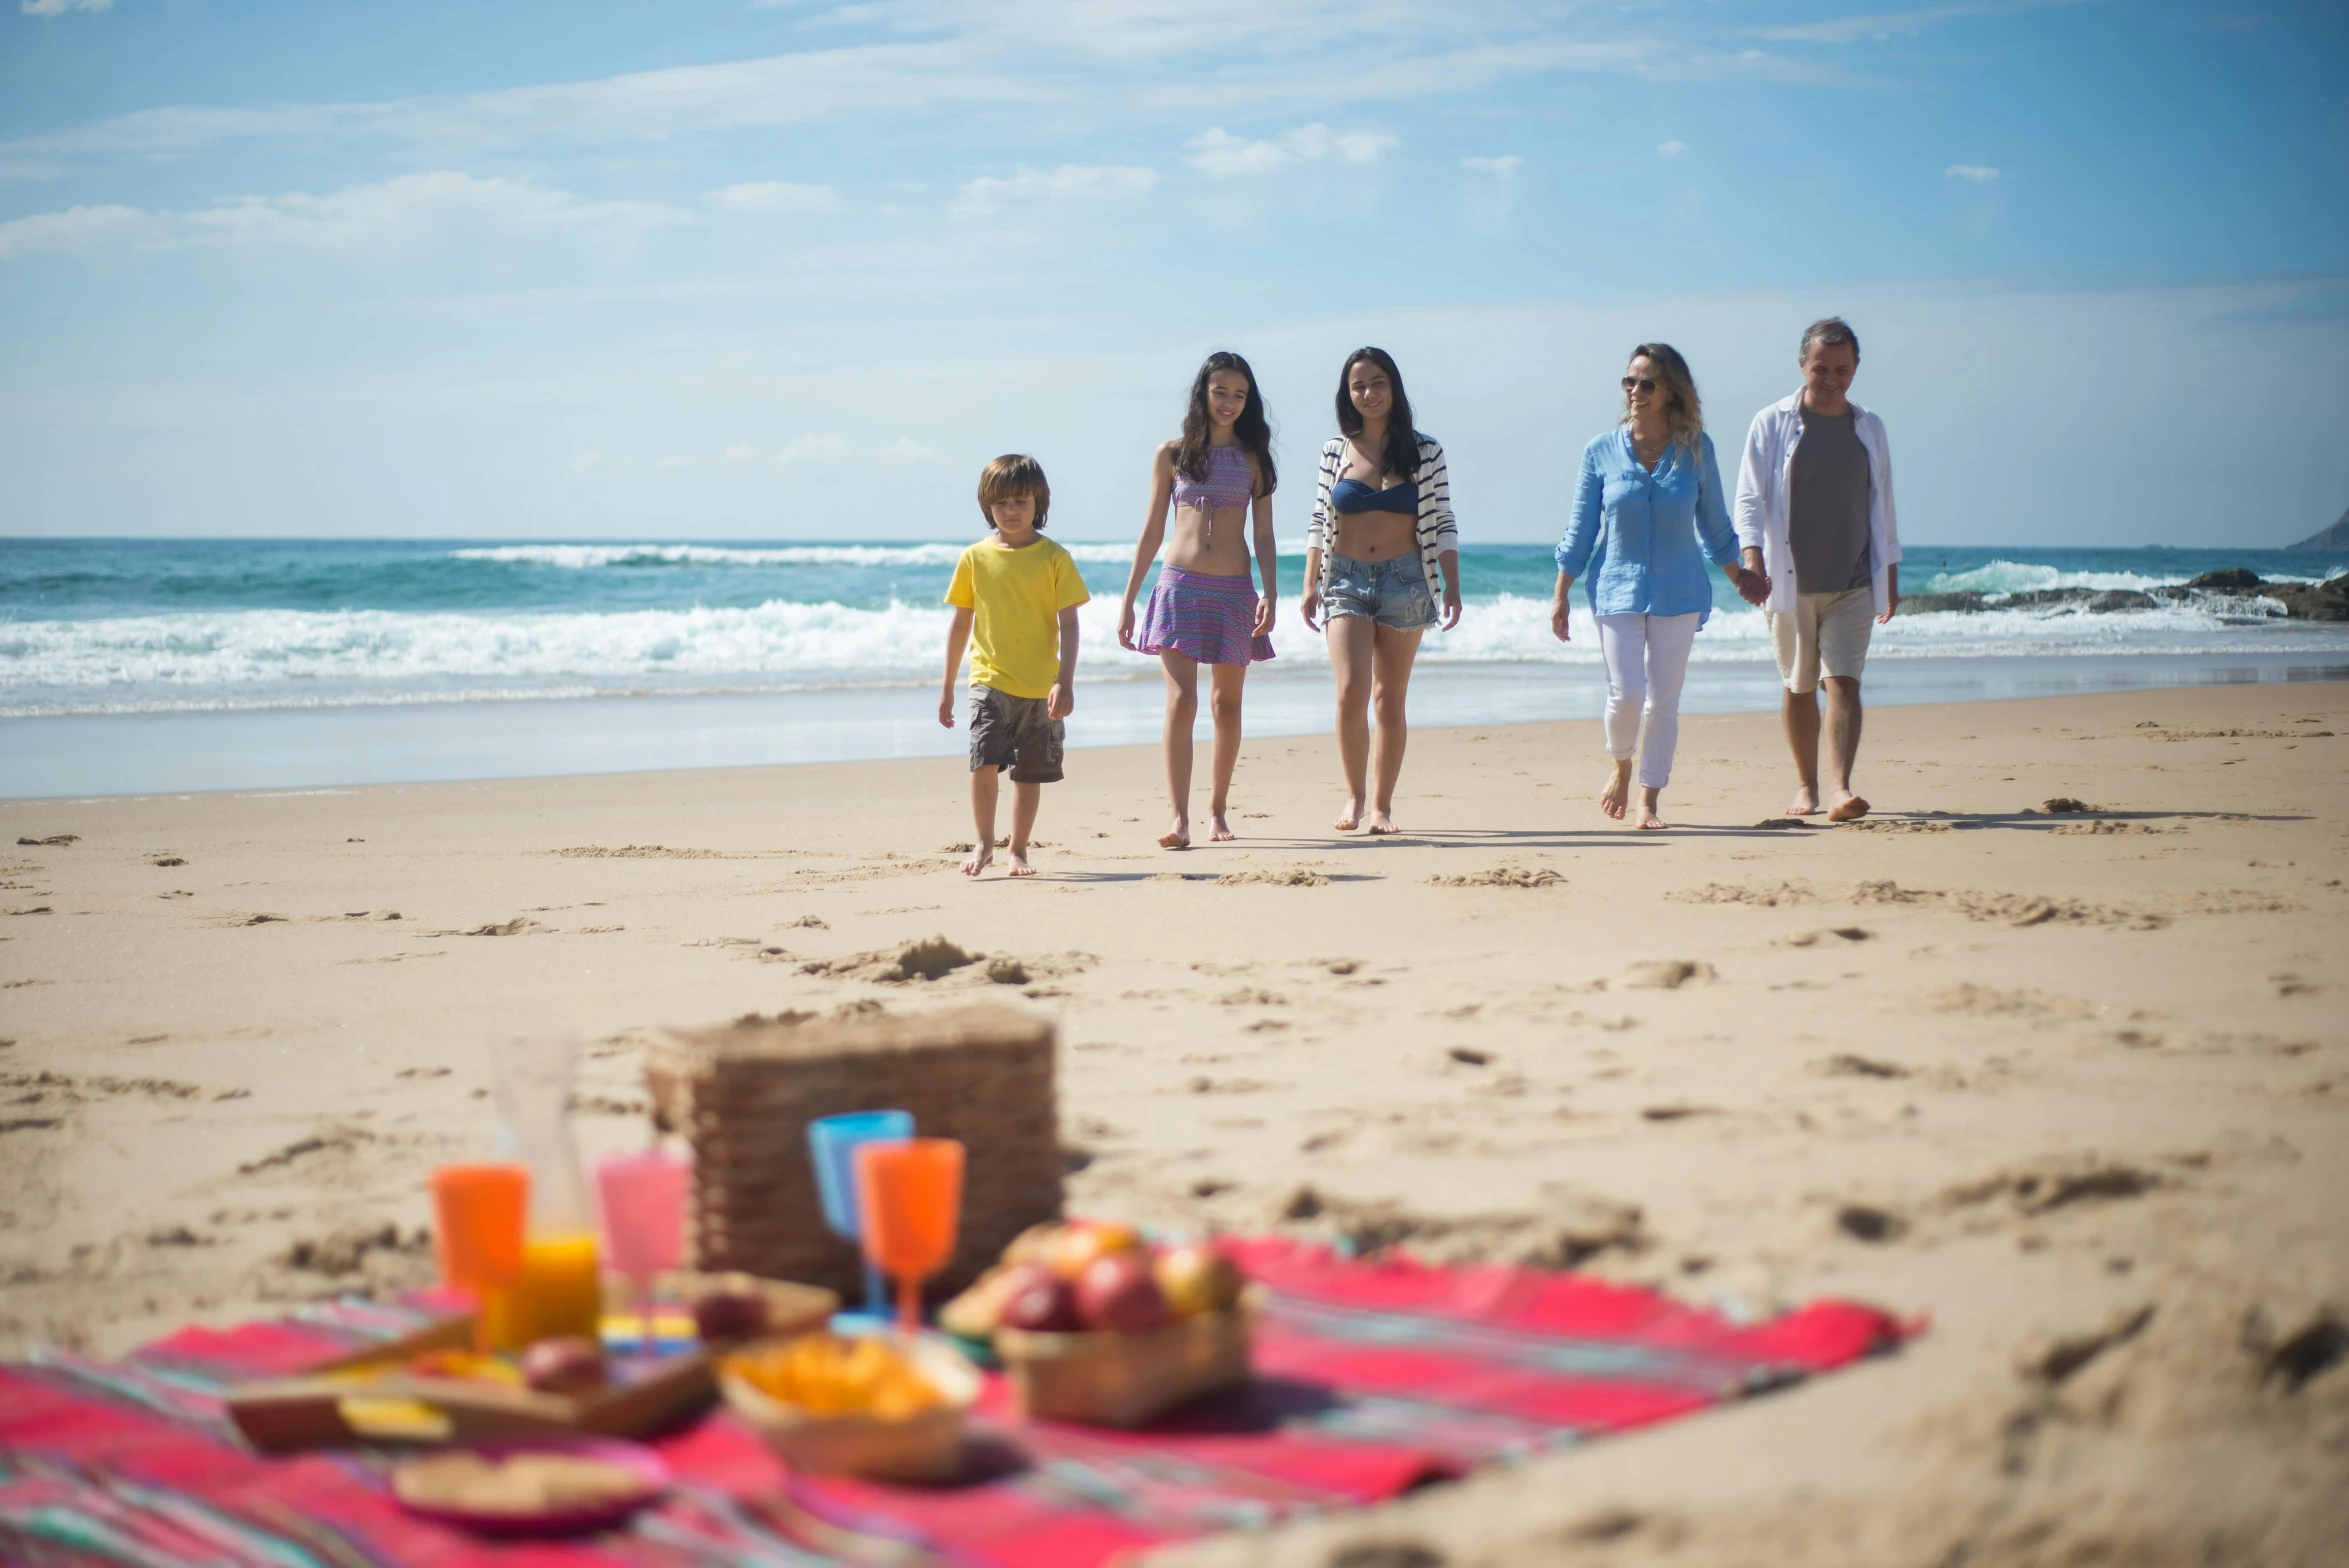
[{"xmin": 1621, "ymin": 376, "xmax": 1659, "ymax": 394}]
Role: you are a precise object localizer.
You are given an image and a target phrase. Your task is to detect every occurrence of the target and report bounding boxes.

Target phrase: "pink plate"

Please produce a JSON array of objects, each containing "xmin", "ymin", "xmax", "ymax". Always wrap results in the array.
[{"xmin": 391, "ymin": 1435, "xmax": 669, "ymax": 1537}]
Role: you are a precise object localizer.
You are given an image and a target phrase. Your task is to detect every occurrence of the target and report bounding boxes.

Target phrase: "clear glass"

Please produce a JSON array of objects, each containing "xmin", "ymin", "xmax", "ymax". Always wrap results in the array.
[{"xmin": 485, "ymin": 1036, "xmax": 602, "ymax": 1347}]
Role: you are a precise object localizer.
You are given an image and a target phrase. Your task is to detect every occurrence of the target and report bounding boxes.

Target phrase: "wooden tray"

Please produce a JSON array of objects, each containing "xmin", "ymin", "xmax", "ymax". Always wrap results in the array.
[
  {"xmin": 227, "ymin": 1277, "xmax": 836, "ymax": 1454},
  {"xmin": 993, "ymin": 1287, "xmax": 1262, "ymax": 1428}
]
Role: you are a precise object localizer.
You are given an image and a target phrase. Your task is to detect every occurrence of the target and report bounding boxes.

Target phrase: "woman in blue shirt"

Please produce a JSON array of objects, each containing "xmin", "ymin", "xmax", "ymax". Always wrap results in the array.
[{"xmin": 1551, "ymin": 343, "xmax": 1770, "ymax": 829}]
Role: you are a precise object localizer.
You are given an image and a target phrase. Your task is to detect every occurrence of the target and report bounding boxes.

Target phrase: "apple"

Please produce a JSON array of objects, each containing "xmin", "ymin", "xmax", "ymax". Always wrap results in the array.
[
  {"xmin": 520, "ymin": 1335, "xmax": 607, "ymax": 1395},
  {"xmin": 1154, "ymin": 1244, "xmax": 1244, "ymax": 1320},
  {"xmin": 996, "ymin": 1263, "xmax": 1082, "ymax": 1333},
  {"xmin": 690, "ymin": 1288, "xmax": 768, "ymax": 1342},
  {"xmin": 1074, "ymin": 1252, "xmax": 1173, "ymax": 1334},
  {"xmin": 1045, "ymin": 1221, "xmax": 1144, "ymax": 1282}
]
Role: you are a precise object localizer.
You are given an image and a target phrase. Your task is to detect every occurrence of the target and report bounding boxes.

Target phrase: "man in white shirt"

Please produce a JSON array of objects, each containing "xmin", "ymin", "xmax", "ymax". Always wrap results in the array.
[{"xmin": 1733, "ymin": 318, "xmax": 1902, "ymax": 822}]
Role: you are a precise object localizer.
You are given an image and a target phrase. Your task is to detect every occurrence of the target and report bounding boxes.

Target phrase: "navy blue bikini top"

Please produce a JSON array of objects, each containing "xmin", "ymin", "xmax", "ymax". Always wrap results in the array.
[{"xmin": 1330, "ymin": 477, "xmax": 1419, "ymax": 514}]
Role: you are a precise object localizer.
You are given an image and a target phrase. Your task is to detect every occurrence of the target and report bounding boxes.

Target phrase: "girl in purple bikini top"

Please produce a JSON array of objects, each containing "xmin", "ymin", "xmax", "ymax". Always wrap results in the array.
[{"xmin": 1170, "ymin": 443, "xmax": 1255, "ymax": 542}]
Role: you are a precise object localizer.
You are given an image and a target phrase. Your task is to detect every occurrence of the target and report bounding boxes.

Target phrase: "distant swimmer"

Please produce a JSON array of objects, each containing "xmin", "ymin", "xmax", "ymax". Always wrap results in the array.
[
  {"xmin": 1734, "ymin": 317, "xmax": 1905, "ymax": 823},
  {"xmin": 1550, "ymin": 343, "xmax": 1770, "ymax": 831}
]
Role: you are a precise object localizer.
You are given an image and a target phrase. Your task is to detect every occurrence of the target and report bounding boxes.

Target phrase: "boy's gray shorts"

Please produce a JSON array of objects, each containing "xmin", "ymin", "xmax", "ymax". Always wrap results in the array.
[{"xmin": 968, "ymin": 685, "xmax": 1064, "ymax": 783}]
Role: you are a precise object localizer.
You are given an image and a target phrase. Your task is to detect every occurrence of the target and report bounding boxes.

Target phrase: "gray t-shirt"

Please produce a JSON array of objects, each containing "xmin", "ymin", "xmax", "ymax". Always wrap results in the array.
[{"xmin": 1789, "ymin": 407, "xmax": 1872, "ymax": 594}]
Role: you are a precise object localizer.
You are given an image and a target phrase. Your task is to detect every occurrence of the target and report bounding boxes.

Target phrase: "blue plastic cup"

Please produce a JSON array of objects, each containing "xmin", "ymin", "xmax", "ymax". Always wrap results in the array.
[{"xmin": 806, "ymin": 1110, "xmax": 914, "ymax": 1322}]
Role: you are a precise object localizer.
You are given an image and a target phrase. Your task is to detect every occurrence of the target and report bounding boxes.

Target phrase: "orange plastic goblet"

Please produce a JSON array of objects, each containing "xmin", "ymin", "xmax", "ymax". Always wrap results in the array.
[
  {"xmin": 854, "ymin": 1138, "xmax": 964, "ymax": 1336},
  {"xmin": 428, "ymin": 1163, "xmax": 530, "ymax": 1353}
]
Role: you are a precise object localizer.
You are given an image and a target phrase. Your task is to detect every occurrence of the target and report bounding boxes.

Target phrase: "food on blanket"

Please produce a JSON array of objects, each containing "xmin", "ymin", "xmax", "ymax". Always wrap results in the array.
[
  {"xmin": 1154, "ymin": 1244, "xmax": 1244, "ymax": 1320},
  {"xmin": 520, "ymin": 1335, "xmax": 607, "ymax": 1395},
  {"xmin": 724, "ymin": 1332, "xmax": 944, "ymax": 1419},
  {"xmin": 392, "ymin": 1451, "xmax": 649, "ymax": 1515},
  {"xmin": 996, "ymin": 1264, "xmax": 1083, "ymax": 1333},
  {"xmin": 403, "ymin": 1349, "xmax": 524, "ymax": 1385},
  {"xmin": 1074, "ymin": 1251, "xmax": 1173, "ymax": 1333},
  {"xmin": 1001, "ymin": 1221, "xmax": 1065, "ymax": 1268},
  {"xmin": 689, "ymin": 1286, "xmax": 769, "ymax": 1342},
  {"xmin": 937, "ymin": 1263, "xmax": 1023, "ymax": 1339},
  {"xmin": 1045, "ymin": 1220, "xmax": 1144, "ymax": 1282}
]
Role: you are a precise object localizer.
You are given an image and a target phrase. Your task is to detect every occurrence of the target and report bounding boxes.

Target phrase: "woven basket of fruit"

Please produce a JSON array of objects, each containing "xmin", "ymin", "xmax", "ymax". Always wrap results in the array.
[
  {"xmin": 942, "ymin": 1222, "xmax": 1257, "ymax": 1428},
  {"xmin": 718, "ymin": 1332, "xmax": 980, "ymax": 1483}
]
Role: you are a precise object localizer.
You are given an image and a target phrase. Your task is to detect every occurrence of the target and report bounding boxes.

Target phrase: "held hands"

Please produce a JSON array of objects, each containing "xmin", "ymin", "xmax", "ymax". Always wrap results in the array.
[
  {"xmin": 1047, "ymin": 681, "xmax": 1075, "ymax": 721},
  {"xmin": 1731, "ymin": 565, "xmax": 1772, "ymax": 607}
]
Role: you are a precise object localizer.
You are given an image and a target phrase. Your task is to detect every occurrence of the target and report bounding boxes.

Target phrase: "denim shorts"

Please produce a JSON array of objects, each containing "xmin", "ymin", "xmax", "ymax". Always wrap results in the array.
[{"xmin": 1322, "ymin": 552, "xmax": 1436, "ymax": 631}]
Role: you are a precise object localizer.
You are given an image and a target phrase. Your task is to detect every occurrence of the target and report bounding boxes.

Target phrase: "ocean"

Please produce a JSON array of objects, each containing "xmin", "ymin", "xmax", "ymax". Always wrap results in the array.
[{"xmin": 4, "ymin": 538, "xmax": 2345, "ymax": 798}]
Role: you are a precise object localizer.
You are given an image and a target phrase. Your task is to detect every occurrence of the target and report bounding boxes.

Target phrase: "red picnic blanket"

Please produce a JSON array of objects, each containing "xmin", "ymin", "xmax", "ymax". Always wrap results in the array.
[{"xmin": 0, "ymin": 1238, "xmax": 1909, "ymax": 1567}]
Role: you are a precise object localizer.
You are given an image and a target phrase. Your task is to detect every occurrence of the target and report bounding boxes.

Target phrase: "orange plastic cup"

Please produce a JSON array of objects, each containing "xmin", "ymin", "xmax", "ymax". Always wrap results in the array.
[
  {"xmin": 428, "ymin": 1163, "xmax": 530, "ymax": 1351},
  {"xmin": 854, "ymin": 1138, "xmax": 964, "ymax": 1334}
]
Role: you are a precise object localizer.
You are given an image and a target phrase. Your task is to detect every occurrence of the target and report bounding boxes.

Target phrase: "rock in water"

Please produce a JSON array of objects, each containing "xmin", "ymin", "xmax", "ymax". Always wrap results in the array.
[
  {"xmin": 2186, "ymin": 567, "xmax": 2266, "ymax": 589},
  {"xmin": 2289, "ymin": 508, "xmax": 2349, "ymax": 550}
]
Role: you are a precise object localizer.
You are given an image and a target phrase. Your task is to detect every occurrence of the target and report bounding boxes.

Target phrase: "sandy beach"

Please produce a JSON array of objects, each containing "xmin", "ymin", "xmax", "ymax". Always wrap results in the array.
[{"xmin": 3, "ymin": 679, "xmax": 2345, "ymax": 1565}]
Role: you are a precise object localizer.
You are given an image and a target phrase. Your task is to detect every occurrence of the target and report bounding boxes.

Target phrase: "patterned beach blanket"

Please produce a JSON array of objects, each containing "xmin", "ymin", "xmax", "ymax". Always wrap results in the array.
[{"xmin": 0, "ymin": 1238, "xmax": 1911, "ymax": 1567}]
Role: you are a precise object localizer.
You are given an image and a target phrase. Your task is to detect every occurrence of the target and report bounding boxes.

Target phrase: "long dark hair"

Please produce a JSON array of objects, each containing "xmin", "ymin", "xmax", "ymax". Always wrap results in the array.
[
  {"xmin": 1175, "ymin": 350, "xmax": 1275, "ymax": 497},
  {"xmin": 1335, "ymin": 346, "xmax": 1419, "ymax": 483}
]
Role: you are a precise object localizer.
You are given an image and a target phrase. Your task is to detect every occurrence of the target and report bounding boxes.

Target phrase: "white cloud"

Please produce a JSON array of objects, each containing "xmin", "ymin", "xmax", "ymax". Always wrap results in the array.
[
  {"xmin": 1745, "ymin": 0, "xmax": 2087, "ymax": 46},
  {"xmin": 1945, "ymin": 163, "xmax": 2002, "ymax": 183},
  {"xmin": 776, "ymin": 433, "xmax": 857, "ymax": 464},
  {"xmin": 181, "ymin": 171, "xmax": 687, "ymax": 252},
  {"xmin": 21, "ymin": 0, "xmax": 113, "ymax": 14},
  {"xmin": 1187, "ymin": 123, "xmax": 1397, "ymax": 176},
  {"xmin": 706, "ymin": 181, "xmax": 841, "ymax": 213},
  {"xmin": 874, "ymin": 435, "xmax": 944, "ymax": 464},
  {"xmin": 570, "ymin": 449, "xmax": 612, "ymax": 472},
  {"xmin": 1657, "ymin": 140, "xmax": 1688, "ymax": 157},
  {"xmin": 0, "ymin": 202, "xmax": 153, "ymax": 260},
  {"xmin": 0, "ymin": 173, "xmax": 689, "ymax": 264},
  {"xmin": 1461, "ymin": 154, "xmax": 1522, "ymax": 178},
  {"xmin": 723, "ymin": 441, "xmax": 757, "ymax": 462},
  {"xmin": 951, "ymin": 162, "xmax": 1158, "ymax": 218}
]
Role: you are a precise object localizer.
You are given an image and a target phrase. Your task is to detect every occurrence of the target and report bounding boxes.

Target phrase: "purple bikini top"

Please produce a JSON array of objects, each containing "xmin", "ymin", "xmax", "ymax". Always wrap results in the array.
[{"xmin": 1172, "ymin": 444, "xmax": 1255, "ymax": 519}]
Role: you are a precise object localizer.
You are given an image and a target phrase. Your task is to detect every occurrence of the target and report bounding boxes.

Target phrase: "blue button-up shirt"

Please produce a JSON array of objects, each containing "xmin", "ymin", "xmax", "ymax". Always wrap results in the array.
[{"xmin": 1555, "ymin": 429, "xmax": 1740, "ymax": 624}]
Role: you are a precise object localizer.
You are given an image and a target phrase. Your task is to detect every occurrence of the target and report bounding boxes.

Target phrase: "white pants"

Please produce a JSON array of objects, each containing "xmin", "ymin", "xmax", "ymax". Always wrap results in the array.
[{"xmin": 1597, "ymin": 612, "xmax": 1700, "ymax": 790}]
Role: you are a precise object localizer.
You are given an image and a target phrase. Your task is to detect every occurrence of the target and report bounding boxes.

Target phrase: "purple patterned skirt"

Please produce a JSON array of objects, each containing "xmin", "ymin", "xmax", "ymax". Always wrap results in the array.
[{"xmin": 1138, "ymin": 565, "xmax": 1275, "ymax": 666}]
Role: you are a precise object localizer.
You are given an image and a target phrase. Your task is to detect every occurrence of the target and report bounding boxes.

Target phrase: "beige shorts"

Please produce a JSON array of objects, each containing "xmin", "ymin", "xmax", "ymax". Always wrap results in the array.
[{"xmin": 1770, "ymin": 587, "xmax": 1874, "ymax": 693}]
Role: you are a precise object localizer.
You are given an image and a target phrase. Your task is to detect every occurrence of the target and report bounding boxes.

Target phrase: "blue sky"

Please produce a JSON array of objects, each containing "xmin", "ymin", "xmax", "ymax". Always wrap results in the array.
[{"xmin": 2, "ymin": 0, "xmax": 2344, "ymax": 545}]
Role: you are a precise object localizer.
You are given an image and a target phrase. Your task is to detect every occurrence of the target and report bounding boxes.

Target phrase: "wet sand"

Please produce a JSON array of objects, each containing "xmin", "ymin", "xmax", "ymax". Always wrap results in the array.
[{"xmin": 3, "ymin": 680, "xmax": 2345, "ymax": 1565}]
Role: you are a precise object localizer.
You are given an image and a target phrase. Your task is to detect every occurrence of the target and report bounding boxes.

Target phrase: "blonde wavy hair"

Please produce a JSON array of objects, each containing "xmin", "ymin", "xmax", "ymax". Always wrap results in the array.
[{"xmin": 1619, "ymin": 342, "xmax": 1704, "ymax": 463}]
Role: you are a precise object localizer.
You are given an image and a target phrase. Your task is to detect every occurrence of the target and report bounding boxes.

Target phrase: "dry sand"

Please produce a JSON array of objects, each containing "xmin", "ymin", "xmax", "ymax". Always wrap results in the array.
[{"xmin": 2, "ymin": 680, "xmax": 2345, "ymax": 1566}]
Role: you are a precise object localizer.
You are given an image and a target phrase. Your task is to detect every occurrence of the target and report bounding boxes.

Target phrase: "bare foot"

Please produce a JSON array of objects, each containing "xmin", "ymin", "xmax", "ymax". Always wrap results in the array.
[
  {"xmin": 1333, "ymin": 799, "xmax": 1363, "ymax": 832},
  {"xmin": 1787, "ymin": 785, "xmax": 1820, "ymax": 816},
  {"xmin": 960, "ymin": 846, "xmax": 993, "ymax": 877},
  {"xmin": 1827, "ymin": 793, "xmax": 1871, "ymax": 823},
  {"xmin": 1007, "ymin": 848, "xmax": 1037, "ymax": 877},
  {"xmin": 1600, "ymin": 759, "xmax": 1632, "ymax": 820},
  {"xmin": 1635, "ymin": 787, "xmax": 1668, "ymax": 830},
  {"xmin": 1158, "ymin": 817, "xmax": 1190, "ymax": 850},
  {"xmin": 1207, "ymin": 813, "xmax": 1236, "ymax": 842},
  {"xmin": 1365, "ymin": 808, "xmax": 1401, "ymax": 836}
]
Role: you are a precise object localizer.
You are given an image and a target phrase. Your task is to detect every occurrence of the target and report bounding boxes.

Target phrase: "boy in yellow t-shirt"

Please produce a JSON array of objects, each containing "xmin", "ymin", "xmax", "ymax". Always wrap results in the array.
[{"xmin": 939, "ymin": 454, "xmax": 1090, "ymax": 877}]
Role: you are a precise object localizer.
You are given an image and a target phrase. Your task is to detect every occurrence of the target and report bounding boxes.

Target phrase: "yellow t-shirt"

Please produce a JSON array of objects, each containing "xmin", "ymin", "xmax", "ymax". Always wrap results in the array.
[{"xmin": 945, "ymin": 534, "xmax": 1091, "ymax": 700}]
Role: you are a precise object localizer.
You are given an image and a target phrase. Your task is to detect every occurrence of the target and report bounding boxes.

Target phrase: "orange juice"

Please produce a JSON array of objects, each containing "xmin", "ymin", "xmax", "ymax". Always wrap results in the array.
[{"xmin": 482, "ymin": 1232, "xmax": 603, "ymax": 1348}]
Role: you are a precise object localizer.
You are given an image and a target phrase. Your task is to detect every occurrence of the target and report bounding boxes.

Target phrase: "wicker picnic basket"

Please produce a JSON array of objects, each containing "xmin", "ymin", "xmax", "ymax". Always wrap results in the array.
[
  {"xmin": 644, "ymin": 1003, "xmax": 1063, "ymax": 1300},
  {"xmin": 994, "ymin": 1287, "xmax": 1264, "ymax": 1428}
]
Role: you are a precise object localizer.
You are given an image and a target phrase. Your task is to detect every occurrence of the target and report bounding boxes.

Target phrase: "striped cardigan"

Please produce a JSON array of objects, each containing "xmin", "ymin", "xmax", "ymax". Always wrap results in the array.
[{"xmin": 1306, "ymin": 434, "xmax": 1460, "ymax": 604}]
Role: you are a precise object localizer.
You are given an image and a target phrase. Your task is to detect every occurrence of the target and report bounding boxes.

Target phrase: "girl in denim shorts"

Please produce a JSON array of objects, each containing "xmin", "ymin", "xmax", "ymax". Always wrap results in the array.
[{"xmin": 1300, "ymin": 347, "xmax": 1462, "ymax": 836}]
